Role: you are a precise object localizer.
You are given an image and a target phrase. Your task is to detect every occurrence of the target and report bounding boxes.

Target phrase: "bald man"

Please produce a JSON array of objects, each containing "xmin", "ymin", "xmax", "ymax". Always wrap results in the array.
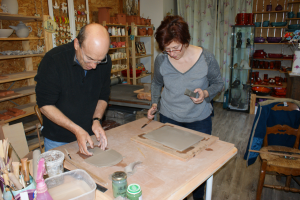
[{"xmin": 35, "ymin": 24, "xmax": 111, "ymax": 155}]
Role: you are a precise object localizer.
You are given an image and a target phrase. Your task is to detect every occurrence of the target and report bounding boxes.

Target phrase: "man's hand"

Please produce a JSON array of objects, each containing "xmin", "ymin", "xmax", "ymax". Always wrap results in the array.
[
  {"xmin": 92, "ymin": 120, "xmax": 107, "ymax": 150},
  {"xmin": 147, "ymin": 103, "xmax": 157, "ymax": 119},
  {"xmin": 74, "ymin": 128, "xmax": 94, "ymax": 156},
  {"xmin": 191, "ymin": 88, "xmax": 209, "ymax": 104}
]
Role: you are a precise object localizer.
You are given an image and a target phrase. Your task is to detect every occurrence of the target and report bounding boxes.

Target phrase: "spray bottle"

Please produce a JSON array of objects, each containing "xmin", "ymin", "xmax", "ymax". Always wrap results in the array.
[{"xmin": 35, "ymin": 158, "xmax": 53, "ymax": 200}]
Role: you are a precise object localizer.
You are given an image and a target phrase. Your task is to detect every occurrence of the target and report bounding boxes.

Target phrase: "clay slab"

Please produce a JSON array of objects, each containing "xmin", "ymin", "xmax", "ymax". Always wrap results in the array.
[
  {"xmin": 144, "ymin": 125, "xmax": 204, "ymax": 151},
  {"xmin": 84, "ymin": 148, "xmax": 123, "ymax": 168}
]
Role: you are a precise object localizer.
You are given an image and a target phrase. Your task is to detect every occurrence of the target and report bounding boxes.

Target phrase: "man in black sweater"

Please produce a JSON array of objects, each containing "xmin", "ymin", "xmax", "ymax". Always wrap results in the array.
[{"xmin": 35, "ymin": 24, "xmax": 111, "ymax": 155}]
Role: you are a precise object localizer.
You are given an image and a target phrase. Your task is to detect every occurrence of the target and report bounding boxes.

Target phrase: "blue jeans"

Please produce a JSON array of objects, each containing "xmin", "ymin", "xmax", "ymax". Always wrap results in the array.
[
  {"xmin": 160, "ymin": 114, "xmax": 212, "ymax": 200},
  {"xmin": 44, "ymin": 137, "xmax": 68, "ymax": 152}
]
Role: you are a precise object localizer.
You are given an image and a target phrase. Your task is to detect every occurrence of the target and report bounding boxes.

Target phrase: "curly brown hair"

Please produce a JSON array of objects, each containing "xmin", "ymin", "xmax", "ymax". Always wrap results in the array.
[{"xmin": 155, "ymin": 15, "xmax": 191, "ymax": 51}]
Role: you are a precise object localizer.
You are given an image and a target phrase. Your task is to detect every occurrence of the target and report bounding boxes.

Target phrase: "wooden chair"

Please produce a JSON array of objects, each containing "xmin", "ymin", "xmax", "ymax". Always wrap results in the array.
[
  {"xmin": 256, "ymin": 102, "xmax": 300, "ymax": 200},
  {"xmin": 34, "ymin": 105, "xmax": 44, "ymax": 153}
]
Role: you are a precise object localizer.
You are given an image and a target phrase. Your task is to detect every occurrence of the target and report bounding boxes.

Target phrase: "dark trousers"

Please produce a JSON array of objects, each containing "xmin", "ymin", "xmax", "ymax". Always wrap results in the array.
[{"xmin": 160, "ymin": 114, "xmax": 212, "ymax": 200}]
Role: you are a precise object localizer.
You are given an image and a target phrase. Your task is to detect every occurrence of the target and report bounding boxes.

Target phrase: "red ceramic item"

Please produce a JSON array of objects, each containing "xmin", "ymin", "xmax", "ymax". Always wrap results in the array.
[
  {"xmin": 98, "ymin": 7, "xmax": 112, "ymax": 24},
  {"xmin": 116, "ymin": 13, "xmax": 126, "ymax": 24},
  {"xmin": 269, "ymin": 78, "xmax": 275, "ymax": 85},
  {"xmin": 126, "ymin": 15, "xmax": 137, "ymax": 25},
  {"xmin": 141, "ymin": 18, "xmax": 146, "ymax": 25},
  {"xmin": 283, "ymin": 55, "xmax": 293, "ymax": 59},
  {"xmin": 136, "ymin": 16, "xmax": 141, "ymax": 25},
  {"xmin": 268, "ymin": 53, "xmax": 283, "ymax": 58},
  {"xmin": 146, "ymin": 19, "xmax": 151, "ymax": 25},
  {"xmin": 235, "ymin": 13, "xmax": 248, "ymax": 25},
  {"xmin": 147, "ymin": 28, "xmax": 153, "ymax": 35},
  {"xmin": 138, "ymin": 28, "xmax": 146, "ymax": 36},
  {"xmin": 121, "ymin": 69, "xmax": 142, "ymax": 77},
  {"xmin": 248, "ymin": 13, "xmax": 254, "ymax": 25},
  {"xmin": 252, "ymin": 86, "xmax": 271, "ymax": 93},
  {"xmin": 110, "ymin": 16, "xmax": 118, "ymax": 24}
]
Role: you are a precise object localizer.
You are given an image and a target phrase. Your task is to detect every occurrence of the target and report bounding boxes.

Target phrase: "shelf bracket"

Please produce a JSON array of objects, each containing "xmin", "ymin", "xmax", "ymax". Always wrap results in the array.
[
  {"xmin": 9, "ymin": 100, "xmax": 20, "ymax": 107},
  {"xmin": 7, "ymin": 81, "xmax": 16, "ymax": 91}
]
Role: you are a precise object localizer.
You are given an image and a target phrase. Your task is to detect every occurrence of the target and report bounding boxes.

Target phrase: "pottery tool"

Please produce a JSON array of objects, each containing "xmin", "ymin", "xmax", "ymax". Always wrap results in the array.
[
  {"xmin": 184, "ymin": 88, "xmax": 199, "ymax": 98},
  {"xmin": 65, "ymin": 156, "xmax": 108, "ymax": 186},
  {"xmin": 8, "ymin": 173, "xmax": 23, "ymax": 190},
  {"xmin": 65, "ymin": 148, "xmax": 72, "ymax": 159},
  {"xmin": 21, "ymin": 158, "xmax": 30, "ymax": 186},
  {"xmin": 32, "ymin": 149, "xmax": 41, "ymax": 181},
  {"xmin": 249, "ymin": 150, "xmax": 300, "ymax": 159},
  {"xmin": 141, "ymin": 119, "xmax": 152, "ymax": 129},
  {"xmin": 137, "ymin": 147, "xmax": 145, "ymax": 158},
  {"xmin": 12, "ymin": 162, "xmax": 20, "ymax": 180}
]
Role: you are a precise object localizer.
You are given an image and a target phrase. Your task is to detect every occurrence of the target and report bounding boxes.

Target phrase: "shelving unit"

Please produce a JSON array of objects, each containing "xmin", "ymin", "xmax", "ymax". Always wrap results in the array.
[
  {"xmin": 0, "ymin": 14, "xmax": 52, "ymax": 124},
  {"xmin": 103, "ymin": 22, "xmax": 130, "ymax": 81},
  {"xmin": 129, "ymin": 23, "xmax": 154, "ymax": 85}
]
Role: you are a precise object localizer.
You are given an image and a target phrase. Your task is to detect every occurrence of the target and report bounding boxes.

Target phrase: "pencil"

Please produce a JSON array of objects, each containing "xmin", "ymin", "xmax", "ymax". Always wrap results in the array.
[{"xmin": 65, "ymin": 149, "xmax": 72, "ymax": 159}]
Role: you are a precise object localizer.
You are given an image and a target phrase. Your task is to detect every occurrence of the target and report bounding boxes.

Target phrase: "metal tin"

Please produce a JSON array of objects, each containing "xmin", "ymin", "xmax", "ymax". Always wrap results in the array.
[{"xmin": 112, "ymin": 171, "xmax": 127, "ymax": 198}]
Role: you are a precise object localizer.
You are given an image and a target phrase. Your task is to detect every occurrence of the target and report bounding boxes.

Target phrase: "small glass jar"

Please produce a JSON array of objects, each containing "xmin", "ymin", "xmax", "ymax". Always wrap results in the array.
[
  {"xmin": 112, "ymin": 171, "xmax": 127, "ymax": 198},
  {"xmin": 127, "ymin": 183, "xmax": 142, "ymax": 200}
]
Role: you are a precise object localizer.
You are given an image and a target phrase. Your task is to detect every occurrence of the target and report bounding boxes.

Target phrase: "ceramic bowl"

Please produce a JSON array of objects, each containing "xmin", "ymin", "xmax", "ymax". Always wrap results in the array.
[
  {"xmin": 0, "ymin": 29, "xmax": 13, "ymax": 38},
  {"xmin": 267, "ymin": 37, "xmax": 282, "ymax": 43},
  {"xmin": 254, "ymin": 22, "xmax": 261, "ymax": 27},
  {"xmin": 275, "ymin": 5, "xmax": 283, "ymax": 11},
  {"xmin": 268, "ymin": 53, "xmax": 283, "ymax": 58},
  {"xmin": 288, "ymin": 24, "xmax": 300, "ymax": 29},
  {"xmin": 252, "ymin": 86, "xmax": 271, "ymax": 96},
  {"xmin": 254, "ymin": 37, "xmax": 265, "ymax": 43},
  {"xmin": 271, "ymin": 22, "xmax": 287, "ymax": 27}
]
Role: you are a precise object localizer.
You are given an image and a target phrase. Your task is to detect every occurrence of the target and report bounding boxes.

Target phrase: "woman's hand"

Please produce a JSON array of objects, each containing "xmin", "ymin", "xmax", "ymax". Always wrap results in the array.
[
  {"xmin": 147, "ymin": 103, "xmax": 157, "ymax": 119},
  {"xmin": 191, "ymin": 88, "xmax": 209, "ymax": 104}
]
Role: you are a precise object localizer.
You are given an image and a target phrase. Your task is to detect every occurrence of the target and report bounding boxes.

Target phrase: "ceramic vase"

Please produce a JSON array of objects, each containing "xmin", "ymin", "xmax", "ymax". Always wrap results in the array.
[
  {"xmin": 1, "ymin": 0, "xmax": 18, "ymax": 14},
  {"xmin": 147, "ymin": 28, "xmax": 153, "ymax": 35}
]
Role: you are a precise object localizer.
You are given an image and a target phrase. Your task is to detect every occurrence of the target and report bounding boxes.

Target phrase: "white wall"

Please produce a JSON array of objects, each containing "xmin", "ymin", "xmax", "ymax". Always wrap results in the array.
[{"xmin": 139, "ymin": 0, "xmax": 177, "ymax": 83}]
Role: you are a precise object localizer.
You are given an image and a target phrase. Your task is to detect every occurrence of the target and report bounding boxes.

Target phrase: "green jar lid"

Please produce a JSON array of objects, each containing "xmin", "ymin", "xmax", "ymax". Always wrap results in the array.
[
  {"xmin": 127, "ymin": 184, "xmax": 141, "ymax": 194},
  {"xmin": 112, "ymin": 171, "xmax": 127, "ymax": 181}
]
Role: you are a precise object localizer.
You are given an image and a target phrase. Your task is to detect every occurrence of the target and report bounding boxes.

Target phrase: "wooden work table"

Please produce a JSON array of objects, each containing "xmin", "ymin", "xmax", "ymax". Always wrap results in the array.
[{"xmin": 55, "ymin": 118, "xmax": 237, "ymax": 200}]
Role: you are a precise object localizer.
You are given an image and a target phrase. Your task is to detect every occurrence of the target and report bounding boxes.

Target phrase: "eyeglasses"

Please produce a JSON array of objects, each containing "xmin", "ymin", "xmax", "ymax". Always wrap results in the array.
[
  {"xmin": 163, "ymin": 44, "xmax": 183, "ymax": 55},
  {"xmin": 81, "ymin": 47, "xmax": 107, "ymax": 64}
]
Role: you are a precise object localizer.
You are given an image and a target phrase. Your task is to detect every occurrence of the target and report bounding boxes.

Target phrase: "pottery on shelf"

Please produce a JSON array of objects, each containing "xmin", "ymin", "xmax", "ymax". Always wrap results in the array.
[
  {"xmin": 1, "ymin": 0, "xmax": 18, "ymax": 14},
  {"xmin": 0, "ymin": 29, "xmax": 13, "ymax": 38},
  {"xmin": 9, "ymin": 21, "xmax": 32, "ymax": 38},
  {"xmin": 147, "ymin": 28, "xmax": 153, "ymax": 35}
]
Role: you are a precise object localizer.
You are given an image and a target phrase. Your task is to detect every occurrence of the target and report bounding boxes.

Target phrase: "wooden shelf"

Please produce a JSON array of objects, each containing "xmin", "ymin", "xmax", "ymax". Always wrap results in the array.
[
  {"xmin": 0, "ymin": 54, "xmax": 45, "ymax": 60},
  {"xmin": 109, "ymin": 47, "xmax": 126, "ymax": 50},
  {"xmin": 0, "ymin": 37, "xmax": 44, "ymax": 41},
  {"xmin": 135, "ymin": 35, "xmax": 152, "ymax": 37},
  {"xmin": 255, "ymin": 26, "xmax": 286, "ymax": 29},
  {"xmin": 111, "ymin": 58, "xmax": 127, "ymax": 61},
  {"xmin": 0, "ymin": 85, "xmax": 35, "ymax": 103},
  {"xmin": 0, "ymin": 102, "xmax": 36, "ymax": 124},
  {"xmin": 106, "ymin": 23, "xmax": 126, "ymax": 27},
  {"xmin": 253, "ymin": 58, "xmax": 293, "ymax": 61},
  {"xmin": 286, "ymin": 18, "xmax": 300, "ymax": 20},
  {"xmin": 288, "ymin": 1, "xmax": 300, "ymax": 4},
  {"xmin": 129, "ymin": 73, "xmax": 152, "ymax": 80},
  {"xmin": 252, "ymin": 82, "xmax": 287, "ymax": 88},
  {"xmin": 110, "ymin": 36, "xmax": 127, "ymax": 38},
  {"xmin": 0, "ymin": 71, "xmax": 37, "ymax": 84},
  {"xmin": 252, "ymin": 68, "xmax": 288, "ymax": 73},
  {"xmin": 0, "ymin": 13, "xmax": 42, "ymax": 22},
  {"xmin": 254, "ymin": 43, "xmax": 291, "ymax": 45},
  {"xmin": 253, "ymin": 10, "xmax": 289, "ymax": 14},
  {"xmin": 255, "ymin": 95, "xmax": 286, "ymax": 99},
  {"xmin": 111, "ymin": 68, "xmax": 128, "ymax": 73},
  {"xmin": 136, "ymin": 25, "xmax": 152, "ymax": 27},
  {"xmin": 131, "ymin": 54, "xmax": 153, "ymax": 59}
]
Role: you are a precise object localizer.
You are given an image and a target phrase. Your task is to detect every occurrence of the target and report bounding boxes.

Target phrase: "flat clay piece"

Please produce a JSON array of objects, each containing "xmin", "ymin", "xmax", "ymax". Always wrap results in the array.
[
  {"xmin": 84, "ymin": 148, "xmax": 123, "ymax": 168},
  {"xmin": 144, "ymin": 125, "xmax": 204, "ymax": 152}
]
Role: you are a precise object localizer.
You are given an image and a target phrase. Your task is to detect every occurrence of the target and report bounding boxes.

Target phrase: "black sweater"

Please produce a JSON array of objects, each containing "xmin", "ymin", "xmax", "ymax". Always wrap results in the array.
[{"xmin": 35, "ymin": 41, "xmax": 111, "ymax": 143}]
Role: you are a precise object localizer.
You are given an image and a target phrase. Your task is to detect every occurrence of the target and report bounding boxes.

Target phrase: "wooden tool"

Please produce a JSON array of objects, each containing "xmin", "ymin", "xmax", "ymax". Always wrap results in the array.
[
  {"xmin": 8, "ymin": 173, "xmax": 23, "ymax": 190},
  {"xmin": 141, "ymin": 119, "xmax": 152, "ymax": 129},
  {"xmin": 65, "ymin": 157, "xmax": 107, "ymax": 186},
  {"xmin": 21, "ymin": 158, "xmax": 30, "ymax": 186},
  {"xmin": 249, "ymin": 150, "xmax": 300, "ymax": 159},
  {"xmin": 12, "ymin": 162, "xmax": 20, "ymax": 180}
]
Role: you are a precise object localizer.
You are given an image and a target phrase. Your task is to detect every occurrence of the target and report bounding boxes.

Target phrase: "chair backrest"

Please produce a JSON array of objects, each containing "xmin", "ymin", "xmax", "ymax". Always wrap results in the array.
[
  {"xmin": 263, "ymin": 102, "xmax": 300, "ymax": 148},
  {"xmin": 34, "ymin": 105, "xmax": 43, "ymax": 126}
]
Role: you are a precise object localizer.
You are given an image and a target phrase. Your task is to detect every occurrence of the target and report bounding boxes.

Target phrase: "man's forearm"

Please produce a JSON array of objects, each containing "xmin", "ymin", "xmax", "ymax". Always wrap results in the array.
[
  {"xmin": 40, "ymin": 105, "xmax": 82, "ymax": 135},
  {"xmin": 93, "ymin": 100, "xmax": 108, "ymax": 119}
]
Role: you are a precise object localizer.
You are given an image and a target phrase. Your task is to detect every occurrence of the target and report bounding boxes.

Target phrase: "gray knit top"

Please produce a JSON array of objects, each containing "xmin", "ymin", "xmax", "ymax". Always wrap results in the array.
[{"xmin": 151, "ymin": 48, "xmax": 224, "ymax": 123}]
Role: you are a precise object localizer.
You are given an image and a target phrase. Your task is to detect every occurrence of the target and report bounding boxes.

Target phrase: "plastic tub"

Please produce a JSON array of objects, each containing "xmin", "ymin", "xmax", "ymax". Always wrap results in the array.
[
  {"xmin": 45, "ymin": 169, "xmax": 96, "ymax": 200},
  {"xmin": 38, "ymin": 150, "xmax": 65, "ymax": 177}
]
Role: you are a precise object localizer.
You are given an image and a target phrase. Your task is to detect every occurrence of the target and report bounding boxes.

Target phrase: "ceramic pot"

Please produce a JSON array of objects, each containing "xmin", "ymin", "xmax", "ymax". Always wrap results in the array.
[
  {"xmin": 9, "ymin": 21, "xmax": 32, "ymax": 38},
  {"xmin": 266, "ymin": 5, "xmax": 272, "ymax": 11},
  {"xmin": 141, "ymin": 18, "xmax": 146, "ymax": 25},
  {"xmin": 138, "ymin": 28, "xmax": 146, "ymax": 36},
  {"xmin": 136, "ymin": 16, "xmax": 141, "ymax": 25},
  {"xmin": 262, "ymin": 21, "xmax": 269, "ymax": 27},
  {"xmin": 147, "ymin": 28, "xmax": 153, "ymax": 35},
  {"xmin": 1, "ymin": 0, "xmax": 18, "ymax": 14},
  {"xmin": 146, "ymin": 19, "xmax": 151, "ymax": 25},
  {"xmin": 288, "ymin": 12, "xmax": 294, "ymax": 18},
  {"xmin": 247, "ymin": 13, "xmax": 254, "ymax": 25},
  {"xmin": 235, "ymin": 13, "xmax": 248, "ymax": 25}
]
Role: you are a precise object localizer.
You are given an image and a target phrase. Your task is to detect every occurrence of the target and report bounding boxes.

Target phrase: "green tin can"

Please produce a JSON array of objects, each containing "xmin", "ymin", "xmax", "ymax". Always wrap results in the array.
[
  {"xmin": 126, "ymin": 183, "xmax": 142, "ymax": 200},
  {"xmin": 112, "ymin": 171, "xmax": 127, "ymax": 198}
]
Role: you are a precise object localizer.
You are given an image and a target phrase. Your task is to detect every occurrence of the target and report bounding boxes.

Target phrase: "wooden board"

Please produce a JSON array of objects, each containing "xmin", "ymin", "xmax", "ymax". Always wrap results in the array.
[
  {"xmin": 0, "ymin": 71, "xmax": 37, "ymax": 84},
  {"xmin": 131, "ymin": 123, "xmax": 219, "ymax": 161},
  {"xmin": 0, "ymin": 54, "xmax": 45, "ymax": 60}
]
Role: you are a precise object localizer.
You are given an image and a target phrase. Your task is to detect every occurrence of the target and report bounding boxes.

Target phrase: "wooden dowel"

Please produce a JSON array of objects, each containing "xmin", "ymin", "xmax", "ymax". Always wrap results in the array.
[
  {"xmin": 249, "ymin": 150, "xmax": 300, "ymax": 158},
  {"xmin": 0, "ymin": 141, "xmax": 4, "ymax": 161},
  {"xmin": 8, "ymin": 173, "xmax": 23, "ymax": 190},
  {"xmin": 12, "ymin": 162, "xmax": 20, "ymax": 180},
  {"xmin": 21, "ymin": 158, "xmax": 30, "ymax": 186},
  {"xmin": 3, "ymin": 173, "xmax": 10, "ymax": 186}
]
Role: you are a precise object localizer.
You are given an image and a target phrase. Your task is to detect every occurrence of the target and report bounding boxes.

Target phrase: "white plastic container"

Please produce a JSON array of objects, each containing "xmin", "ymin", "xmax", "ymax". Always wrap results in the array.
[
  {"xmin": 38, "ymin": 150, "xmax": 65, "ymax": 177},
  {"xmin": 45, "ymin": 169, "xmax": 96, "ymax": 200}
]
